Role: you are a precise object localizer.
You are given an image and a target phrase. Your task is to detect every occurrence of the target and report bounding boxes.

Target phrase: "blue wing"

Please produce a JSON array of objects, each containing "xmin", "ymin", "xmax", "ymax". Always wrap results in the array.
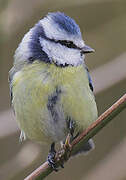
[{"xmin": 86, "ymin": 67, "xmax": 93, "ymax": 92}]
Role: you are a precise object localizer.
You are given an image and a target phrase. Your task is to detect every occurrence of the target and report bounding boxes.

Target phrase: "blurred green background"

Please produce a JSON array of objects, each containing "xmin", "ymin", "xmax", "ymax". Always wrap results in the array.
[{"xmin": 0, "ymin": 0, "xmax": 126, "ymax": 180}]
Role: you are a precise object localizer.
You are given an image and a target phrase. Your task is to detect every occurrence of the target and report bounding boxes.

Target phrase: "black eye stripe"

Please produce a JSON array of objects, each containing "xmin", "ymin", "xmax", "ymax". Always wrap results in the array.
[
  {"xmin": 57, "ymin": 40, "xmax": 78, "ymax": 49},
  {"xmin": 46, "ymin": 37, "xmax": 80, "ymax": 50}
]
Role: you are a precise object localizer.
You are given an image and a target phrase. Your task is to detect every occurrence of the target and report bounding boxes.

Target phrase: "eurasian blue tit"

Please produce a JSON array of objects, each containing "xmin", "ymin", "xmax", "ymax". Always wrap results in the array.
[{"xmin": 9, "ymin": 12, "xmax": 98, "ymax": 168}]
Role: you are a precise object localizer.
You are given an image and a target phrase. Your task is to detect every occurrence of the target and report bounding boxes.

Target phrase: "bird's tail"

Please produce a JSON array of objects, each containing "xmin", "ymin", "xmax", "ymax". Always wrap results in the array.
[{"xmin": 71, "ymin": 139, "xmax": 95, "ymax": 156}]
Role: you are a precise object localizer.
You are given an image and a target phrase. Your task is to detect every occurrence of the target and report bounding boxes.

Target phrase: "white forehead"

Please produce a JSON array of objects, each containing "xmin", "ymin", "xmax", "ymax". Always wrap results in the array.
[{"xmin": 40, "ymin": 17, "xmax": 85, "ymax": 48}]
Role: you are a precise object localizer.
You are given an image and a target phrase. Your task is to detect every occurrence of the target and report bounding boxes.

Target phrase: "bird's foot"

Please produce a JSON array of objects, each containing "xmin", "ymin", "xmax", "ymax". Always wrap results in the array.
[
  {"xmin": 62, "ymin": 119, "xmax": 79, "ymax": 160},
  {"xmin": 47, "ymin": 142, "xmax": 64, "ymax": 171},
  {"xmin": 47, "ymin": 142, "xmax": 58, "ymax": 171}
]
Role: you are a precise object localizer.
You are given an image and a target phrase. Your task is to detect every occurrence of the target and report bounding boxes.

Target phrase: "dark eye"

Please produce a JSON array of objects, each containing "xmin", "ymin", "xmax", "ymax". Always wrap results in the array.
[{"xmin": 57, "ymin": 40, "xmax": 78, "ymax": 49}]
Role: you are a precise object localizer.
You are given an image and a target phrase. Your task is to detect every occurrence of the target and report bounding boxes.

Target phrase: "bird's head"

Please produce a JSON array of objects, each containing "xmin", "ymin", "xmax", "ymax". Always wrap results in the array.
[{"xmin": 15, "ymin": 12, "xmax": 94, "ymax": 67}]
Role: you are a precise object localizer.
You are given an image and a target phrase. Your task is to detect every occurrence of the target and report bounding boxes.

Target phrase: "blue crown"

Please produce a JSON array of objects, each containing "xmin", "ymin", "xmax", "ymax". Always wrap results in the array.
[{"xmin": 48, "ymin": 12, "xmax": 81, "ymax": 35}]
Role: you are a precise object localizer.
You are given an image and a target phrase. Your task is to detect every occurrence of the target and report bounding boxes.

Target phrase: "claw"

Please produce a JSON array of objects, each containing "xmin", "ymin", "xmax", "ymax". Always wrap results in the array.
[
  {"xmin": 60, "ymin": 134, "xmax": 71, "ymax": 161},
  {"xmin": 64, "ymin": 133, "xmax": 71, "ymax": 149}
]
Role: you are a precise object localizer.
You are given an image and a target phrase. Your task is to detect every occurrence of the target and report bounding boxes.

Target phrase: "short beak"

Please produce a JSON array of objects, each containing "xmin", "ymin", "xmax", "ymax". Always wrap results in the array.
[{"xmin": 81, "ymin": 45, "xmax": 95, "ymax": 54}]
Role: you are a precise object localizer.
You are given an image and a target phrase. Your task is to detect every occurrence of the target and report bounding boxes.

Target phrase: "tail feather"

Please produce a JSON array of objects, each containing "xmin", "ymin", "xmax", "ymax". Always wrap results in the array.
[{"xmin": 71, "ymin": 139, "xmax": 95, "ymax": 156}]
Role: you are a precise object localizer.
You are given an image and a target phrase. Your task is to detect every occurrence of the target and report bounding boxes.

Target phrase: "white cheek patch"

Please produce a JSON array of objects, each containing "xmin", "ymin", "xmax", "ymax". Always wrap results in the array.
[{"xmin": 40, "ymin": 37, "xmax": 84, "ymax": 66}]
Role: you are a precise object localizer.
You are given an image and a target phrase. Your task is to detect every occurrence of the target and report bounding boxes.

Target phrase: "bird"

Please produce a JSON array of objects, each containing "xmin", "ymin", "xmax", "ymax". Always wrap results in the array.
[{"xmin": 9, "ymin": 12, "xmax": 98, "ymax": 170}]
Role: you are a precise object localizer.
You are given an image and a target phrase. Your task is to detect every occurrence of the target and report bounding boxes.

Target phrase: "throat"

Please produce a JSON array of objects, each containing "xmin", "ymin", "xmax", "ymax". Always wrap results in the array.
[{"xmin": 48, "ymin": 63, "xmax": 85, "ymax": 83}]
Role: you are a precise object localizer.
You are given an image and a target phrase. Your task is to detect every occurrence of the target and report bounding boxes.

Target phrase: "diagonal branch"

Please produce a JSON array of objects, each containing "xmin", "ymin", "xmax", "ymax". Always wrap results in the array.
[{"xmin": 24, "ymin": 94, "xmax": 126, "ymax": 180}]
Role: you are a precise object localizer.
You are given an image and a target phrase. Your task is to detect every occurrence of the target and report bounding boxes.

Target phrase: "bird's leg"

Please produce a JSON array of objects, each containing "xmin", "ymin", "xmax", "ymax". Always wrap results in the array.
[
  {"xmin": 68, "ymin": 119, "xmax": 80, "ymax": 141},
  {"xmin": 47, "ymin": 142, "xmax": 58, "ymax": 171},
  {"xmin": 67, "ymin": 119, "xmax": 76, "ymax": 141},
  {"xmin": 69, "ymin": 119, "xmax": 75, "ymax": 138},
  {"xmin": 64, "ymin": 119, "xmax": 76, "ymax": 150},
  {"xmin": 65, "ymin": 119, "xmax": 80, "ymax": 149}
]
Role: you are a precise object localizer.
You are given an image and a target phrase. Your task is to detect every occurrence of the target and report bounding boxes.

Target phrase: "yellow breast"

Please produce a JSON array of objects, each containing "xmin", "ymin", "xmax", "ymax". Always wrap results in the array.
[{"xmin": 12, "ymin": 61, "xmax": 98, "ymax": 142}]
